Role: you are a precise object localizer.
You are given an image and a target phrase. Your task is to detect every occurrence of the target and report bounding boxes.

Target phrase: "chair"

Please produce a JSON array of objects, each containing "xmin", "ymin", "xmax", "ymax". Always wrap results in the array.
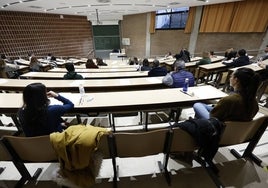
[
  {"xmin": 219, "ymin": 115, "xmax": 268, "ymax": 167},
  {"xmin": 0, "ymin": 141, "xmax": 12, "ymax": 175},
  {"xmin": 0, "ymin": 135, "xmax": 58, "ymax": 188},
  {"xmin": 109, "ymin": 128, "xmax": 172, "ymax": 187},
  {"xmin": 163, "ymin": 127, "xmax": 215, "ymax": 187},
  {"xmin": 256, "ymin": 80, "xmax": 268, "ymax": 103},
  {"xmin": 109, "ymin": 112, "xmax": 143, "ymax": 132}
]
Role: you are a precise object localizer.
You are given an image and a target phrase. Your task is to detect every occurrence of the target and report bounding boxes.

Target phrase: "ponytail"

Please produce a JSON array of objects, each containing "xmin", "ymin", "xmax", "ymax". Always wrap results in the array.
[{"xmin": 233, "ymin": 68, "xmax": 260, "ymax": 111}]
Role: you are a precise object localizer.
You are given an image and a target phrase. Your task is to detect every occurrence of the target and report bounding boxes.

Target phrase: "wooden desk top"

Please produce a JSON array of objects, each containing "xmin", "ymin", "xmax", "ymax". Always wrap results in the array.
[
  {"xmin": 19, "ymin": 71, "xmax": 149, "ymax": 79},
  {"xmin": 160, "ymin": 56, "xmax": 225, "ymax": 66},
  {"xmin": 6, "ymin": 64, "xmax": 29, "ymax": 71},
  {"xmin": 14, "ymin": 59, "xmax": 50, "ymax": 68},
  {"xmin": 0, "ymin": 85, "xmax": 227, "ymax": 114},
  {"xmin": 229, "ymin": 63, "xmax": 263, "ymax": 72},
  {"xmin": 74, "ymin": 64, "xmax": 136, "ymax": 69},
  {"xmin": 0, "ymin": 77, "xmax": 165, "ymax": 92},
  {"xmin": 199, "ymin": 62, "xmax": 227, "ymax": 70},
  {"xmin": 48, "ymin": 67, "xmax": 138, "ymax": 73}
]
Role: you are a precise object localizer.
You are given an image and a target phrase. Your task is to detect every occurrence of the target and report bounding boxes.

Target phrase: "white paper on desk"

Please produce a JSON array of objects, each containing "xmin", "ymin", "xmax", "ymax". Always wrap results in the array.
[
  {"xmin": 49, "ymin": 93, "xmax": 80, "ymax": 105},
  {"xmin": 27, "ymin": 72, "xmax": 38, "ymax": 76},
  {"xmin": 222, "ymin": 59, "xmax": 233, "ymax": 64},
  {"xmin": 69, "ymin": 80, "xmax": 85, "ymax": 86},
  {"xmin": 146, "ymin": 77, "xmax": 161, "ymax": 83},
  {"xmin": 119, "ymin": 79, "xmax": 130, "ymax": 85},
  {"xmin": 0, "ymin": 79, "xmax": 8, "ymax": 84}
]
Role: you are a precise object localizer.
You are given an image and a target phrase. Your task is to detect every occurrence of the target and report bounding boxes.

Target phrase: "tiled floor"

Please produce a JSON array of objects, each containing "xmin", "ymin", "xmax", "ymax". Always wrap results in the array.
[{"xmin": 1, "ymin": 105, "xmax": 268, "ymax": 187}]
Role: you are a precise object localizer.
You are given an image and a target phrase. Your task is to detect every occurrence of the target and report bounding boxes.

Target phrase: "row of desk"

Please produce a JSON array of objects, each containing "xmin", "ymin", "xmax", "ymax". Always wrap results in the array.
[
  {"xmin": 0, "ymin": 77, "xmax": 166, "ymax": 92},
  {"xmin": 48, "ymin": 67, "xmax": 138, "ymax": 73},
  {"xmin": 19, "ymin": 71, "xmax": 149, "ymax": 79},
  {"xmin": 0, "ymin": 85, "xmax": 227, "ymax": 115}
]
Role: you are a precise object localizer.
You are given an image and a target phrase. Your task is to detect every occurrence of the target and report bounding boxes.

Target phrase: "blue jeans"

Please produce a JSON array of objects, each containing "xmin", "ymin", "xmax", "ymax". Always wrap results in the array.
[{"xmin": 193, "ymin": 102, "xmax": 214, "ymax": 119}]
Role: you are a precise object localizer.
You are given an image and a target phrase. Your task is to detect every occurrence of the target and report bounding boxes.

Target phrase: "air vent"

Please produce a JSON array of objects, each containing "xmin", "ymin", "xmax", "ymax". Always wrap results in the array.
[
  {"xmin": 135, "ymin": 4, "xmax": 152, "ymax": 7},
  {"xmin": 91, "ymin": 4, "xmax": 110, "ymax": 7},
  {"xmin": 97, "ymin": 0, "xmax": 111, "ymax": 3},
  {"xmin": 56, "ymin": 7, "xmax": 69, "ymax": 10},
  {"xmin": 23, "ymin": 0, "xmax": 38, "ymax": 2},
  {"xmin": 71, "ymin": 5, "xmax": 88, "ymax": 8},
  {"xmin": 10, "ymin": 2, "xmax": 21, "ymax": 5},
  {"xmin": 197, "ymin": 0, "xmax": 209, "ymax": 2},
  {"xmin": 169, "ymin": 2, "xmax": 181, "ymax": 5},
  {"xmin": 28, "ymin": 6, "xmax": 43, "ymax": 9},
  {"xmin": 113, "ymin": 4, "xmax": 132, "ymax": 6}
]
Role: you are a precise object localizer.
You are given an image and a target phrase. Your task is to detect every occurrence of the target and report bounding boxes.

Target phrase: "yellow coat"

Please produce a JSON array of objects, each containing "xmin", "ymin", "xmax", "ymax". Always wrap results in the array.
[{"xmin": 50, "ymin": 125, "xmax": 109, "ymax": 188}]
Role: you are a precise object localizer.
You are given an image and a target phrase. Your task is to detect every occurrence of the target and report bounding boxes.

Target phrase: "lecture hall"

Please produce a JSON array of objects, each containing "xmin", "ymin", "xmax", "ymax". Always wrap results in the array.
[{"xmin": 1, "ymin": 0, "xmax": 268, "ymax": 187}]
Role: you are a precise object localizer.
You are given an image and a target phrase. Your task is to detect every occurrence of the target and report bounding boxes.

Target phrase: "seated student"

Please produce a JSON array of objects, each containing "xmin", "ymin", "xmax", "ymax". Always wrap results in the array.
[
  {"xmin": 258, "ymin": 45, "xmax": 268, "ymax": 62},
  {"xmin": 193, "ymin": 67, "xmax": 260, "ymax": 121},
  {"xmin": 85, "ymin": 58, "xmax": 99, "ymax": 69},
  {"xmin": 148, "ymin": 59, "xmax": 168, "ymax": 77},
  {"xmin": 255, "ymin": 45, "xmax": 268, "ymax": 103},
  {"xmin": 29, "ymin": 56, "xmax": 41, "ymax": 72},
  {"xmin": 165, "ymin": 51, "xmax": 173, "ymax": 59},
  {"xmin": 222, "ymin": 49, "xmax": 250, "ymax": 68},
  {"xmin": 196, "ymin": 51, "xmax": 211, "ymax": 66},
  {"xmin": 63, "ymin": 62, "xmax": 83, "ymax": 79},
  {"xmin": 224, "ymin": 48, "xmax": 237, "ymax": 61},
  {"xmin": 1, "ymin": 54, "xmax": 12, "ymax": 63},
  {"xmin": 162, "ymin": 60, "xmax": 195, "ymax": 88},
  {"xmin": 18, "ymin": 83, "xmax": 74, "ymax": 137},
  {"xmin": 0, "ymin": 59, "xmax": 7, "ymax": 78},
  {"xmin": 174, "ymin": 48, "xmax": 191, "ymax": 62},
  {"xmin": 129, "ymin": 57, "xmax": 139, "ymax": 65},
  {"xmin": 96, "ymin": 57, "xmax": 107, "ymax": 66},
  {"xmin": 139, "ymin": 58, "xmax": 151, "ymax": 71},
  {"xmin": 46, "ymin": 53, "xmax": 52, "ymax": 61}
]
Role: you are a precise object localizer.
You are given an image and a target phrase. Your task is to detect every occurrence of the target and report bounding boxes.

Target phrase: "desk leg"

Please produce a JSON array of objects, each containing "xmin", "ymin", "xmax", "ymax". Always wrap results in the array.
[{"xmin": 144, "ymin": 112, "xmax": 149, "ymax": 131}]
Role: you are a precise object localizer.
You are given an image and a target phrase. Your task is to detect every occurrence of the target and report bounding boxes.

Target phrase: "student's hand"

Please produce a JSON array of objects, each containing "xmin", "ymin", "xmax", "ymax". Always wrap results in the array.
[{"xmin": 47, "ymin": 91, "xmax": 58, "ymax": 98}]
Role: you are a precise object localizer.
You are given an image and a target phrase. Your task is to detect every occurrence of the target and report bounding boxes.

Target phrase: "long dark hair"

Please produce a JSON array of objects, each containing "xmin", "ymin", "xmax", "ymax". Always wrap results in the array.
[
  {"xmin": 22, "ymin": 83, "xmax": 50, "ymax": 130},
  {"xmin": 233, "ymin": 67, "xmax": 260, "ymax": 112}
]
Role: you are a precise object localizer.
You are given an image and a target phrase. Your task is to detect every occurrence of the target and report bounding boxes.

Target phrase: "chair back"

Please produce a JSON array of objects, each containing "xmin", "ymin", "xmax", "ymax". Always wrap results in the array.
[
  {"xmin": 170, "ymin": 127, "xmax": 199, "ymax": 152},
  {"xmin": 113, "ymin": 129, "xmax": 169, "ymax": 157},
  {"xmin": 220, "ymin": 116, "xmax": 268, "ymax": 146},
  {"xmin": 0, "ymin": 140, "xmax": 12, "ymax": 161},
  {"xmin": 2, "ymin": 135, "xmax": 57, "ymax": 162},
  {"xmin": 96, "ymin": 133, "xmax": 111, "ymax": 159}
]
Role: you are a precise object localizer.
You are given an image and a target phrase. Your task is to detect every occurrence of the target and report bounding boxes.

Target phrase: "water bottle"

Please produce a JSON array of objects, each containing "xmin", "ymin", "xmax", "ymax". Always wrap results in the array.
[
  {"xmin": 183, "ymin": 78, "xmax": 189, "ymax": 92},
  {"xmin": 79, "ymin": 84, "xmax": 85, "ymax": 96}
]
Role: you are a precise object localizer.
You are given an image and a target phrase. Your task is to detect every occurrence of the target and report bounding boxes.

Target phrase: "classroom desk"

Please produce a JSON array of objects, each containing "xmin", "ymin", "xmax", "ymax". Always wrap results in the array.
[
  {"xmin": 0, "ymin": 77, "xmax": 166, "ymax": 92},
  {"xmin": 19, "ymin": 71, "xmax": 149, "ymax": 79},
  {"xmin": 0, "ymin": 85, "xmax": 227, "ymax": 131},
  {"xmin": 48, "ymin": 67, "xmax": 138, "ymax": 73},
  {"xmin": 0, "ymin": 85, "xmax": 227, "ymax": 115},
  {"xmin": 74, "ymin": 64, "xmax": 136, "ymax": 69},
  {"xmin": 5, "ymin": 64, "xmax": 29, "ymax": 75},
  {"xmin": 159, "ymin": 56, "xmax": 225, "ymax": 73},
  {"xmin": 222, "ymin": 63, "xmax": 265, "ymax": 91},
  {"xmin": 197, "ymin": 62, "xmax": 228, "ymax": 87}
]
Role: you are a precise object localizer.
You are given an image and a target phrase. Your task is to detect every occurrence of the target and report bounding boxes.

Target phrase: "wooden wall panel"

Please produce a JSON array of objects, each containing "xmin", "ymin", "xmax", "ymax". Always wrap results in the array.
[{"xmin": 0, "ymin": 11, "xmax": 93, "ymax": 59}]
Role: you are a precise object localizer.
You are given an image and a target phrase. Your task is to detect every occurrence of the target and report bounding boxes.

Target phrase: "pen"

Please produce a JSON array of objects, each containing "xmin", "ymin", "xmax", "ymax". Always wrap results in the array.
[{"xmin": 180, "ymin": 90, "xmax": 193, "ymax": 97}]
